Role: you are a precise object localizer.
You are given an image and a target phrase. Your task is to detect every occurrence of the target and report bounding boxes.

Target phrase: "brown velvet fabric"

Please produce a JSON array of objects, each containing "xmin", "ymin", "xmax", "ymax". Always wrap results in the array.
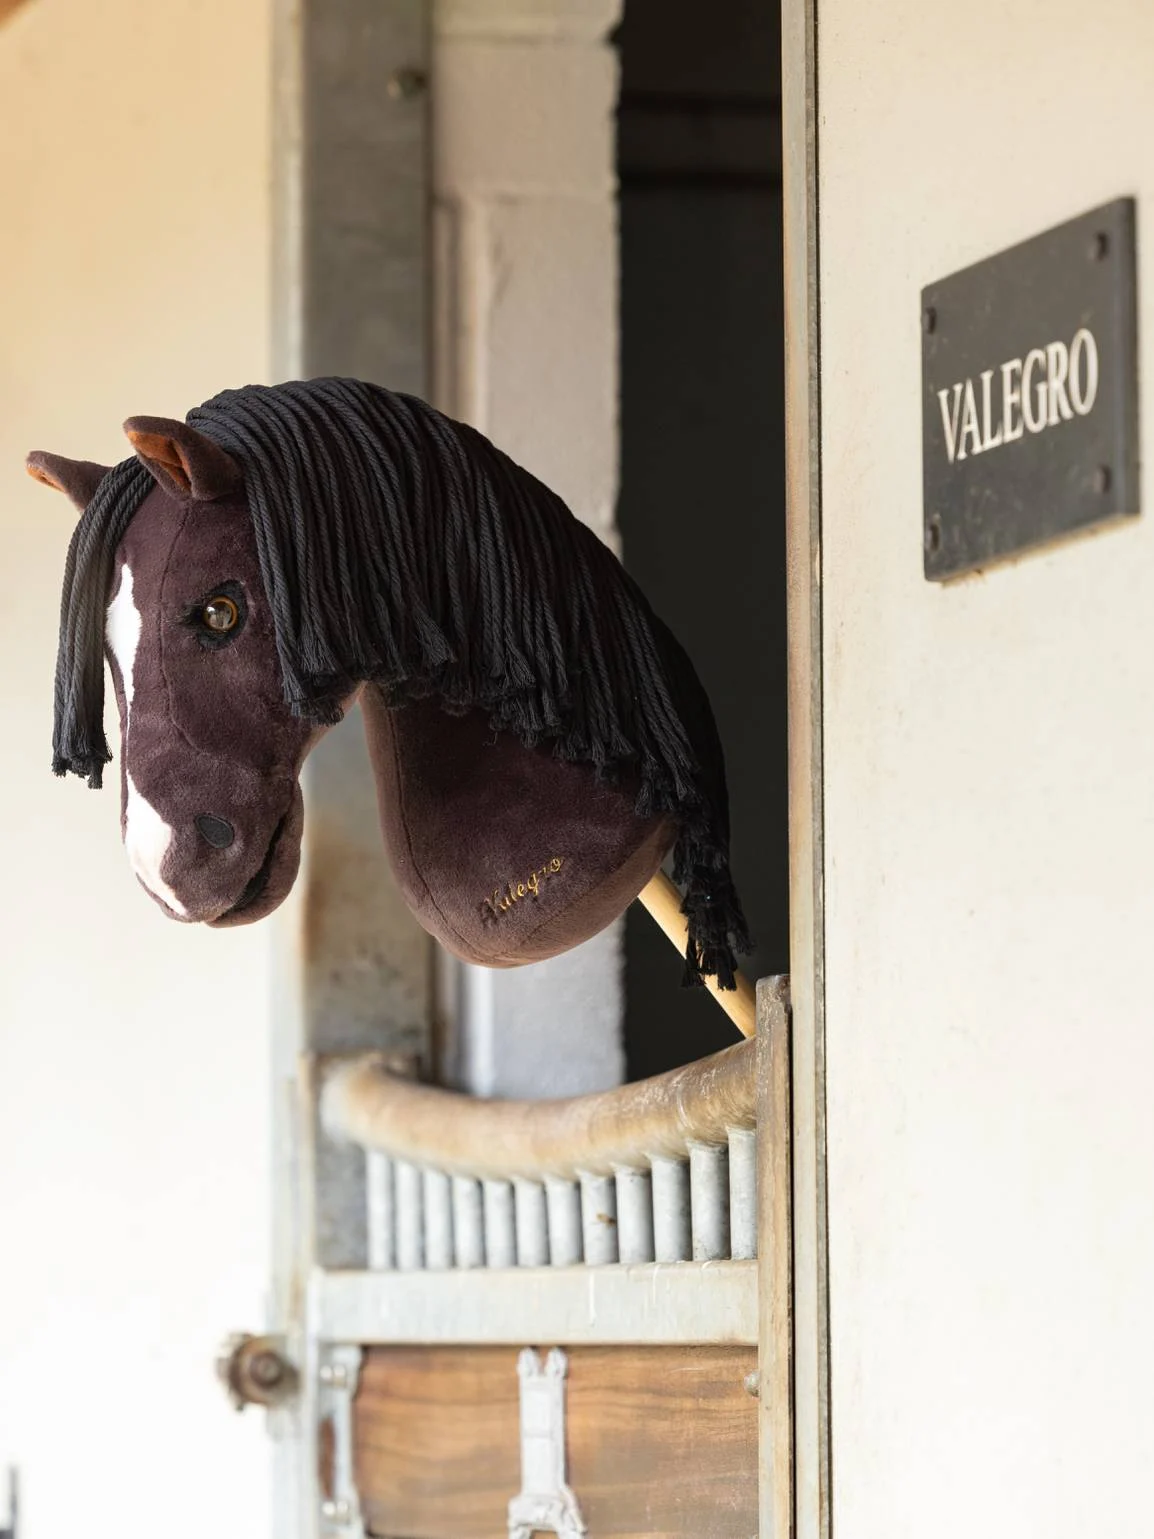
[
  {"xmin": 125, "ymin": 416, "xmax": 245, "ymax": 502},
  {"xmin": 108, "ymin": 478, "xmax": 328, "ymax": 925},
  {"xmin": 360, "ymin": 688, "xmax": 676, "ymax": 966},
  {"xmin": 26, "ymin": 451, "xmax": 111, "ymax": 511}
]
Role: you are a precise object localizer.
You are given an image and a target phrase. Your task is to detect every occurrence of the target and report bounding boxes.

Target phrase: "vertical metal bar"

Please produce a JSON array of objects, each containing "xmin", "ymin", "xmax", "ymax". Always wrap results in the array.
[
  {"xmin": 759, "ymin": 976, "xmax": 796, "ymax": 1539},
  {"xmin": 579, "ymin": 1172, "xmax": 619, "ymax": 1265},
  {"xmin": 394, "ymin": 1159, "xmax": 425, "ymax": 1272},
  {"xmin": 1, "ymin": 1467, "xmax": 18, "ymax": 1539},
  {"xmin": 545, "ymin": 1177, "xmax": 584, "ymax": 1266},
  {"xmin": 365, "ymin": 1150, "xmax": 395, "ymax": 1271},
  {"xmin": 781, "ymin": 0, "xmax": 829, "ymax": 1528},
  {"xmin": 514, "ymin": 1178, "xmax": 550, "ymax": 1267},
  {"xmin": 482, "ymin": 1178, "xmax": 517, "ymax": 1268},
  {"xmin": 728, "ymin": 1126, "xmax": 759, "ymax": 1261},
  {"xmin": 689, "ymin": 1143, "xmax": 731, "ymax": 1262},
  {"xmin": 614, "ymin": 1166, "xmax": 655, "ymax": 1264},
  {"xmin": 650, "ymin": 1155, "xmax": 691, "ymax": 1263},
  {"xmin": 422, "ymin": 1168, "xmax": 454, "ymax": 1270},
  {"xmin": 452, "ymin": 1176, "xmax": 485, "ymax": 1269}
]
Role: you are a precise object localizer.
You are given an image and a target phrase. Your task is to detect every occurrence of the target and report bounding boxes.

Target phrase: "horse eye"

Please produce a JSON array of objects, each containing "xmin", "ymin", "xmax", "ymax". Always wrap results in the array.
[
  {"xmin": 202, "ymin": 596, "xmax": 239, "ymax": 632},
  {"xmin": 183, "ymin": 581, "xmax": 246, "ymax": 648}
]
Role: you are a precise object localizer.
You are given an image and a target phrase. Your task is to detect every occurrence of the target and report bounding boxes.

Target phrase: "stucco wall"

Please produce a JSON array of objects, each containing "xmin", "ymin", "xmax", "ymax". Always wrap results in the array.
[
  {"xmin": 0, "ymin": 3, "xmax": 273, "ymax": 1536},
  {"xmin": 818, "ymin": 2, "xmax": 1154, "ymax": 1533}
]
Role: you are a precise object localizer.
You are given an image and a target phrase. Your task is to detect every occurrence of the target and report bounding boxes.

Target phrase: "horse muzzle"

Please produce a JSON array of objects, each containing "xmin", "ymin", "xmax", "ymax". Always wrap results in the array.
[{"xmin": 123, "ymin": 770, "xmax": 304, "ymax": 926}]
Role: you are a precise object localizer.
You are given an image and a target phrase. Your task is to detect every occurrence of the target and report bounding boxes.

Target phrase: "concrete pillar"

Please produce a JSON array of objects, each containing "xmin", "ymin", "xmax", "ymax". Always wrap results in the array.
[{"xmin": 431, "ymin": 0, "xmax": 627, "ymax": 1099}]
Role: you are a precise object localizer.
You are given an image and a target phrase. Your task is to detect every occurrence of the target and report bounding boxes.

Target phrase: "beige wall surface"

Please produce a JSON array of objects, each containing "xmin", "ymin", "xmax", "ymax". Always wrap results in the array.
[
  {"xmin": 818, "ymin": 3, "xmax": 1154, "ymax": 1534},
  {"xmin": 0, "ymin": 3, "xmax": 273, "ymax": 1537}
]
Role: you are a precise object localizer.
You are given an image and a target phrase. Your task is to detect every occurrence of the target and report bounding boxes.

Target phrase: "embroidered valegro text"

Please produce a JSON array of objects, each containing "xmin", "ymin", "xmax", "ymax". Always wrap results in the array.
[{"xmin": 482, "ymin": 856, "xmax": 565, "ymax": 919}]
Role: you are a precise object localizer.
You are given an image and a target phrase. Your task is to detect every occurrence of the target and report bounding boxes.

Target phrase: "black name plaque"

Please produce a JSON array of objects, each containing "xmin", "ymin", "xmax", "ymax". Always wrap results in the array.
[{"xmin": 922, "ymin": 198, "xmax": 1139, "ymax": 580}]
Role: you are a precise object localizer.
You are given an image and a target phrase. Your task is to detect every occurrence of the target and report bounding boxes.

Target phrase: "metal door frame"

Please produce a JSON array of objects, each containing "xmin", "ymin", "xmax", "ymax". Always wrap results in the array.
[
  {"xmin": 265, "ymin": 3, "xmax": 831, "ymax": 1535},
  {"xmin": 776, "ymin": 2, "xmax": 831, "ymax": 1537}
]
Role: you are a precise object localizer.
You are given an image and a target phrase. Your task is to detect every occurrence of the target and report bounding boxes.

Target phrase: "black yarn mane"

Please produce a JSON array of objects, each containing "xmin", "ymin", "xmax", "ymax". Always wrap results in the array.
[{"xmin": 52, "ymin": 379, "xmax": 749, "ymax": 986}]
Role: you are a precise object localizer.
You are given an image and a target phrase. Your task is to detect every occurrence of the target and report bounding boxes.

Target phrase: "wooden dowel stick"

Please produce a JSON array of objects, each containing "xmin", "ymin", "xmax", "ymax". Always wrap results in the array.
[{"xmin": 638, "ymin": 871, "xmax": 756, "ymax": 1039}]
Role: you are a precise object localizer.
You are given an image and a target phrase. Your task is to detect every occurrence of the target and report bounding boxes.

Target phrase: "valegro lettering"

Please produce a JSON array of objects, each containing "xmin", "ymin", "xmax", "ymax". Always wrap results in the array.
[{"xmin": 937, "ymin": 327, "xmax": 1099, "ymax": 465}]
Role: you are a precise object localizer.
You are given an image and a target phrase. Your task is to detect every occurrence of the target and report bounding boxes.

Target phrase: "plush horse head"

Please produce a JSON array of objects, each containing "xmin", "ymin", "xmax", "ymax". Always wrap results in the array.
[
  {"xmin": 30, "ymin": 380, "xmax": 748, "ymax": 983},
  {"xmin": 30, "ymin": 424, "xmax": 324, "ymax": 927}
]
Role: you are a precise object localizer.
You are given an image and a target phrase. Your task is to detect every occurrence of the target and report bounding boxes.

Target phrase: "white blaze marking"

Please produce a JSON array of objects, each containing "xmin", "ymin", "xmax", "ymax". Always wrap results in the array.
[
  {"xmin": 124, "ymin": 774, "xmax": 188, "ymax": 916},
  {"xmin": 106, "ymin": 563, "xmax": 141, "ymax": 710},
  {"xmin": 106, "ymin": 563, "xmax": 188, "ymax": 917}
]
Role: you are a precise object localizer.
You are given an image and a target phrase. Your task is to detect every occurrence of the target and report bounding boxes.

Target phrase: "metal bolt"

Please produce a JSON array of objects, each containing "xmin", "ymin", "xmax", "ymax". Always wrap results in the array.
[
  {"xmin": 922, "ymin": 305, "xmax": 937, "ymax": 335},
  {"xmin": 249, "ymin": 1351, "xmax": 285, "ymax": 1389},
  {"xmin": 743, "ymin": 1371, "xmax": 761, "ymax": 1398},
  {"xmin": 1094, "ymin": 464, "xmax": 1112, "ymax": 494},
  {"xmin": 321, "ymin": 1498, "xmax": 351, "ymax": 1523},
  {"xmin": 320, "ymin": 1362, "xmax": 348, "ymax": 1388},
  {"xmin": 386, "ymin": 66, "xmax": 427, "ymax": 101}
]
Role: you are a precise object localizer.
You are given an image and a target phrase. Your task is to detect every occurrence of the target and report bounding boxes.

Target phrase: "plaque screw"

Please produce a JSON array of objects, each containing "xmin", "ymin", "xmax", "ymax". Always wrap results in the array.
[
  {"xmin": 1091, "ymin": 230, "xmax": 1110, "ymax": 261},
  {"xmin": 1094, "ymin": 465, "xmax": 1112, "ymax": 494},
  {"xmin": 386, "ymin": 66, "xmax": 428, "ymax": 101},
  {"xmin": 922, "ymin": 305, "xmax": 937, "ymax": 335},
  {"xmin": 926, "ymin": 514, "xmax": 943, "ymax": 554}
]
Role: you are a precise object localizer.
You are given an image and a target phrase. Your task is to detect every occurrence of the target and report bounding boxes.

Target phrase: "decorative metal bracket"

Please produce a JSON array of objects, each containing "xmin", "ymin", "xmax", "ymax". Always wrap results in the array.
[
  {"xmin": 318, "ymin": 1345, "xmax": 366, "ymax": 1538},
  {"xmin": 508, "ymin": 1348, "xmax": 587, "ymax": 1539}
]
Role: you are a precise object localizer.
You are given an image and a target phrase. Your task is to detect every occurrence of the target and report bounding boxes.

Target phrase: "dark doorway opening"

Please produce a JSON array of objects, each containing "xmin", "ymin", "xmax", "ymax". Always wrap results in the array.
[{"xmin": 616, "ymin": 0, "xmax": 787, "ymax": 1079}]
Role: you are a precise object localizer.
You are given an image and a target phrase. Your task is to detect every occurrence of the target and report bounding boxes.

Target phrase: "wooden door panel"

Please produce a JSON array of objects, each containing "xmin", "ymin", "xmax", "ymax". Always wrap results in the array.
[
  {"xmin": 356, "ymin": 1345, "xmax": 521, "ymax": 1535},
  {"xmin": 355, "ymin": 1343, "xmax": 758, "ymax": 1538}
]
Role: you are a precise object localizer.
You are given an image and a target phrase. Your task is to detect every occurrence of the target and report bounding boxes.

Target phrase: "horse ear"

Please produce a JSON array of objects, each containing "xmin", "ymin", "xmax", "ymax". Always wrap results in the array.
[
  {"xmin": 25, "ymin": 451, "xmax": 111, "ymax": 512},
  {"xmin": 123, "ymin": 416, "xmax": 243, "ymax": 502}
]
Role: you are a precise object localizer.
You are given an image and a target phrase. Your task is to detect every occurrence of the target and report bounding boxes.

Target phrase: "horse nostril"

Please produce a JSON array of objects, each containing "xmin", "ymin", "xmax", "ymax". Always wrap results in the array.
[{"xmin": 196, "ymin": 814, "xmax": 235, "ymax": 849}]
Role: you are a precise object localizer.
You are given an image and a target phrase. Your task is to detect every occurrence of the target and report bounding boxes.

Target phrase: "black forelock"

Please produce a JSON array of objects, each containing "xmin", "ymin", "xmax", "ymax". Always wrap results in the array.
[{"xmin": 52, "ymin": 456, "xmax": 153, "ymax": 788}]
